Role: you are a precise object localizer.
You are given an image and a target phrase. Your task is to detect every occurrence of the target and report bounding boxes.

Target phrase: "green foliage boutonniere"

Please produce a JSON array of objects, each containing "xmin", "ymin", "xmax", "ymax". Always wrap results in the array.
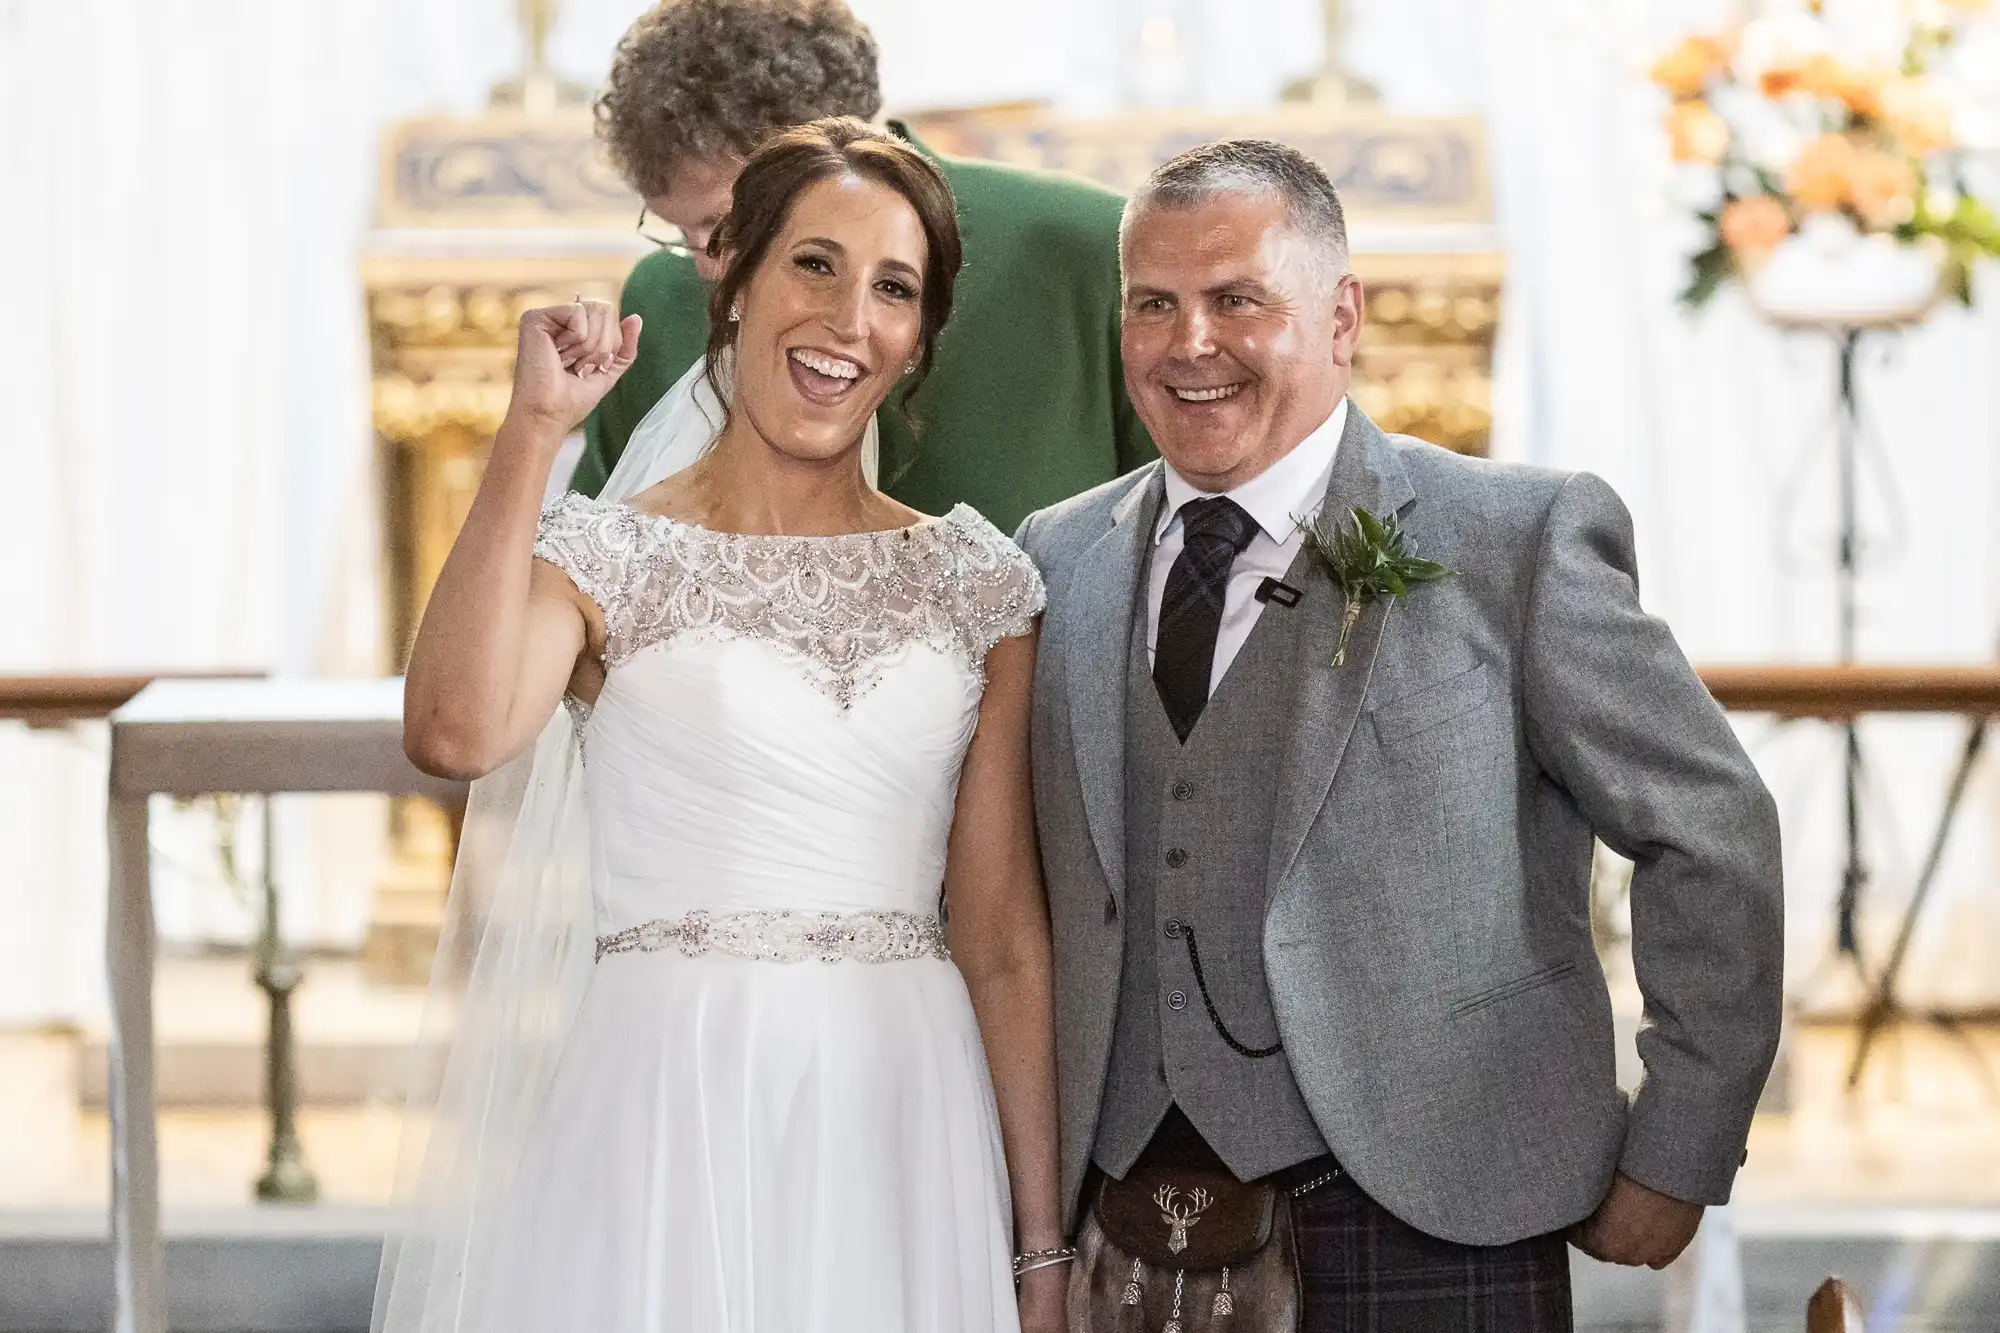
[{"xmin": 1297, "ymin": 506, "xmax": 1454, "ymax": 666}]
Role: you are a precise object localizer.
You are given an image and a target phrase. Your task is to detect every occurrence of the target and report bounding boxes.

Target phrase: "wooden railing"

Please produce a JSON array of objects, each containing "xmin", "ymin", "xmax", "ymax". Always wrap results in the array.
[
  {"xmin": 15, "ymin": 666, "xmax": 1998, "ymax": 728},
  {"xmin": 1697, "ymin": 664, "xmax": 2000, "ymax": 718},
  {"xmin": 0, "ymin": 673, "xmax": 265, "ymax": 727}
]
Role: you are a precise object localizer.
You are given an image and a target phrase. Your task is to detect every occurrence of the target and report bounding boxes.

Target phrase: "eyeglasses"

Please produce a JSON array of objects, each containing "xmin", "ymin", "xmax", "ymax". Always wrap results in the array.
[{"xmin": 637, "ymin": 207, "xmax": 700, "ymax": 260}]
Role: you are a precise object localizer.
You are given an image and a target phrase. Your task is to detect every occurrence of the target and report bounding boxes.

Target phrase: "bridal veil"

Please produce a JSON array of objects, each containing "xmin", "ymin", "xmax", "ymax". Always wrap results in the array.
[{"xmin": 369, "ymin": 354, "xmax": 879, "ymax": 1333}]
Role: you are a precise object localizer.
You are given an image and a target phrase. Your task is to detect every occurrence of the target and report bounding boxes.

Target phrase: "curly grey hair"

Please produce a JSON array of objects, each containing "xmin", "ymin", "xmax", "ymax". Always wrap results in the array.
[{"xmin": 595, "ymin": 0, "xmax": 883, "ymax": 198}]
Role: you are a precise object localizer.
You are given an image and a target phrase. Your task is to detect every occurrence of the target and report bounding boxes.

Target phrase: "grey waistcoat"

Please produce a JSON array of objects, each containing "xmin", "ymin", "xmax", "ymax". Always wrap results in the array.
[{"xmin": 1091, "ymin": 556, "xmax": 1331, "ymax": 1181}]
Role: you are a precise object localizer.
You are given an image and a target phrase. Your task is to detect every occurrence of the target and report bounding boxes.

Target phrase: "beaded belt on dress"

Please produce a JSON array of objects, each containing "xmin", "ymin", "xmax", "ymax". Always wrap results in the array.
[{"xmin": 594, "ymin": 908, "xmax": 948, "ymax": 964}]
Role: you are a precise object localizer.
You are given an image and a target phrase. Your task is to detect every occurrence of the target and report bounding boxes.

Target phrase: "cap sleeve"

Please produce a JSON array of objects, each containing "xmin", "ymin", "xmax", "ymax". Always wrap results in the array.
[
  {"xmin": 534, "ymin": 492, "xmax": 639, "ymax": 618},
  {"xmin": 948, "ymin": 508, "xmax": 1047, "ymax": 662}
]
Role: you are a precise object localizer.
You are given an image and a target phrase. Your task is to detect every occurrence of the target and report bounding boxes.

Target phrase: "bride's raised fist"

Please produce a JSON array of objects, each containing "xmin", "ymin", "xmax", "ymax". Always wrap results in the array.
[{"xmin": 506, "ymin": 299, "xmax": 642, "ymax": 437}]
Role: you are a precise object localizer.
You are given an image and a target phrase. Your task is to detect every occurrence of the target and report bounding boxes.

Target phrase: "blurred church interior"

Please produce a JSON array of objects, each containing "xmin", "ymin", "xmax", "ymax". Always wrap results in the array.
[{"xmin": 3, "ymin": 1, "xmax": 1999, "ymax": 1330}]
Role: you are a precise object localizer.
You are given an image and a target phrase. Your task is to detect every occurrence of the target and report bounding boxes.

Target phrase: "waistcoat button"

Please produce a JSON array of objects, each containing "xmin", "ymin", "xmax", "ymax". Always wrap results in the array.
[
  {"xmin": 1165, "ymin": 847, "xmax": 1188, "ymax": 868},
  {"xmin": 1171, "ymin": 781, "xmax": 1194, "ymax": 801},
  {"xmin": 1164, "ymin": 918, "xmax": 1183, "ymax": 939},
  {"xmin": 1167, "ymin": 990, "xmax": 1188, "ymax": 1011}
]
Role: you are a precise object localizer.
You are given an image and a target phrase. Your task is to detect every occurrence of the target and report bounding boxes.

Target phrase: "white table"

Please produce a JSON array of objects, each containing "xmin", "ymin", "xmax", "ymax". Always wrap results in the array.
[{"xmin": 106, "ymin": 678, "xmax": 465, "ymax": 1333}]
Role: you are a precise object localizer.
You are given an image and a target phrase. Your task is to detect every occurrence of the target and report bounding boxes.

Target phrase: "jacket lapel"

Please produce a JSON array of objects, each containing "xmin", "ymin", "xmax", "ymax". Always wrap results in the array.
[
  {"xmin": 1063, "ymin": 466, "xmax": 1164, "ymax": 907},
  {"xmin": 1265, "ymin": 409, "xmax": 1416, "ymax": 901}
]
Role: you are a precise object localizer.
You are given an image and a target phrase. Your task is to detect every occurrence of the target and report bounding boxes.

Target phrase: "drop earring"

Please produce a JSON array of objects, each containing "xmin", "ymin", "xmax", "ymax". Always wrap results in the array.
[
  {"xmin": 727, "ymin": 302, "xmax": 741, "ymax": 322},
  {"xmin": 904, "ymin": 358, "xmax": 917, "ymax": 375}
]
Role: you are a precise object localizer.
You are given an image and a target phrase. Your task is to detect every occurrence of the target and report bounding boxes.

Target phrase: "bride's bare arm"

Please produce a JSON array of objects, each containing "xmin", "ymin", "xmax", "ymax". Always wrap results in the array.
[
  {"xmin": 403, "ymin": 301, "xmax": 640, "ymax": 780},
  {"xmin": 943, "ymin": 628, "xmax": 1068, "ymax": 1327}
]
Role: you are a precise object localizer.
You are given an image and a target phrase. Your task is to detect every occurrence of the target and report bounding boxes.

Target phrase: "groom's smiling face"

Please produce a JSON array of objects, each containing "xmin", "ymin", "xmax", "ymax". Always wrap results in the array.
[{"xmin": 1121, "ymin": 191, "xmax": 1363, "ymax": 493}]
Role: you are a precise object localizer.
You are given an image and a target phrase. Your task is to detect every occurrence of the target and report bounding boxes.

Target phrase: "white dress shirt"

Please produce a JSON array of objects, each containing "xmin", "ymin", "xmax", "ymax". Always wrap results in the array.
[{"xmin": 1146, "ymin": 398, "xmax": 1348, "ymax": 694}]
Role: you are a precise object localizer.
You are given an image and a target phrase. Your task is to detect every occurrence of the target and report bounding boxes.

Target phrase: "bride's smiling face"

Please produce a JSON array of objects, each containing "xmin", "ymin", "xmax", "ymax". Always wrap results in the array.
[{"xmin": 728, "ymin": 174, "xmax": 929, "ymax": 464}]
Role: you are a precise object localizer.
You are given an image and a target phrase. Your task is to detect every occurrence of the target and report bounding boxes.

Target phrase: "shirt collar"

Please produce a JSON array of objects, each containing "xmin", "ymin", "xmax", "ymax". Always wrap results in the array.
[{"xmin": 1155, "ymin": 397, "xmax": 1348, "ymax": 547}]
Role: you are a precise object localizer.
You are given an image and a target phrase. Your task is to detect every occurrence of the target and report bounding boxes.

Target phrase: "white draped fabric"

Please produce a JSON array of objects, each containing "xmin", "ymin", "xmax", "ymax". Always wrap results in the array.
[
  {"xmin": 0, "ymin": 1, "xmax": 395, "ymax": 1024},
  {"xmin": 848, "ymin": 0, "xmax": 1324, "ymax": 113}
]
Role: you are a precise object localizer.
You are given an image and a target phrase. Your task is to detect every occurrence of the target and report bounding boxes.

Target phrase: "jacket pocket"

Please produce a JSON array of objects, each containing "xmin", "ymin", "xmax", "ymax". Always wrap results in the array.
[
  {"xmin": 1448, "ymin": 960, "xmax": 1580, "ymax": 1020},
  {"xmin": 1370, "ymin": 661, "xmax": 1493, "ymax": 745}
]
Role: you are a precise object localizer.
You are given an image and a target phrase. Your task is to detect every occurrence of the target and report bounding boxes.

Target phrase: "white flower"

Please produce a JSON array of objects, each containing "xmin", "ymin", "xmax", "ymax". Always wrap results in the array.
[
  {"xmin": 1944, "ymin": 25, "xmax": 2000, "ymax": 149},
  {"xmin": 1946, "ymin": 21, "xmax": 2000, "ymax": 79},
  {"xmin": 1743, "ymin": 114, "xmax": 1808, "ymax": 175},
  {"xmin": 1721, "ymin": 87, "xmax": 1810, "ymax": 173},
  {"xmin": 1736, "ymin": 10, "xmax": 1832, "ymax": 84},
  {"xmin": 1962, "ymin": 155, "xmax": 2000, "ymax": 205},
  {"xmin": 1670, "ymin": 164, "xmax": 1727, "ymax": 212},
  {"xmin": 1955, "ymin": 103, "xmax": 2000, "ymax": 151},
  {"xmin": 1723, "ymin": 161, "xmax": 1771, "ymax": 200},
  {"xmin": 1905, "ymin": 0, "xmax": 1949, "ymax": 31}
]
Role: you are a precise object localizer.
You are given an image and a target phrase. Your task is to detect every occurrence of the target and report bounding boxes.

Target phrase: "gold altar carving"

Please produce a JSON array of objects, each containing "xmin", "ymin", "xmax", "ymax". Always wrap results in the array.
[
  {"xmin": 907, "ymin": 107, "xmax": 1502, "ymax": 455},
  {"xmin": 362, "ymin": 104, "xmax": 644, "ymax": 981}
]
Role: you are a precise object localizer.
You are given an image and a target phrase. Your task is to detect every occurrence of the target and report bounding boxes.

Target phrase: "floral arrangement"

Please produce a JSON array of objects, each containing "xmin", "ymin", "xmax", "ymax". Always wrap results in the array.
[{"xmin": 1655, "ymin": 0, "xmax": 2000, "ymax": 308}]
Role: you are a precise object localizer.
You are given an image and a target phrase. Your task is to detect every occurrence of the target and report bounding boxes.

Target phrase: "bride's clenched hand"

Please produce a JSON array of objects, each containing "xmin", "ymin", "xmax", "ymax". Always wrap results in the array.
[
  {"xmin": 506, "ymin": 300, "xmax": 643, "ymax": 438},
  {"xmin": 401, "ymin": 299, "xmax": 635, "ymax": 781}
]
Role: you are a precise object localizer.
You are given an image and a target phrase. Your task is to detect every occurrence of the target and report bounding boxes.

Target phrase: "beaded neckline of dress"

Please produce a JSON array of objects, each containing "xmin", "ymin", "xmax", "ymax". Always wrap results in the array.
[
  {"xmin": 608, "ymin": 499, "xmax": 963, "ymax": 545},
  {"xmin": 536, "ymin": 493, "xmax": 1043, "ymax": 713}
]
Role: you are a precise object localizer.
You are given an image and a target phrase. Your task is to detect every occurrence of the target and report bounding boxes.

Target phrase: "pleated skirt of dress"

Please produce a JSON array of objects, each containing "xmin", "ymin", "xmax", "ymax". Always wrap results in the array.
[{"xmin": 474, "ymin": 952, "xmax": 1020, "ymax": 1333}]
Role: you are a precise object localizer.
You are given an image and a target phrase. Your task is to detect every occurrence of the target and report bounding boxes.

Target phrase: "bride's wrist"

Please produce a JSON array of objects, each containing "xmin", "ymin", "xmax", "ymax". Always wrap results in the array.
[
  {"xmin": 1016, "ymin": 1261, "xmax": 1068, "ymax": 1292},
  {"xmin": 1012, "ymin": 1240, "xmax": 1076, "ymax": 1284},
  {"xmin": 496, "ymin": 408, "xmax": 573, "ymax": 459},
  {"xmin": 1015, "ymin": 1230, "xmax": 1069, "ymax": 1257}
]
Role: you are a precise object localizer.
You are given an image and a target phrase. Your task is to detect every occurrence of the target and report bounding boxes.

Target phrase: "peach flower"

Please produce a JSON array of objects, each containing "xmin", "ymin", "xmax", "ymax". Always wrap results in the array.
[
  {"xmin": 1798, "ymin": 55, "xmax": 1886, "ymax": 119},
  {"xmin": 1651, "ymin": 36, "xmax": 1732, "ymax": 98},
  {"xmin": 1847, "ymin": 149, "xmax": 1919, "ymax": 227},
  {"xmin": 1720, "ymin": 195, "xmax": 1793, "ymax": 256},
  {"xmin": 1786, "ymin": 133, "xmax": 1859, "ymax": 212},
  {"xmin": 1760, "ymin": 64, "xmax": 1807, "ymax": 98},
  {"xmin": 1880, "ymin": 77, "xmax": 1956, "ymax": 155},
  {"xmin": 1666, "ymin": 99, "xmax": 1731, "ymax": 164}
]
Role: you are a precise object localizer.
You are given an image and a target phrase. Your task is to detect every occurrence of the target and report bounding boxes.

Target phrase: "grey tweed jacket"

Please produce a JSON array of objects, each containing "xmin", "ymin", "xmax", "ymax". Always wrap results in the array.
[{"xmin": 1014, "ymin": 407, "xmax": 1784, "ymax": 1246}]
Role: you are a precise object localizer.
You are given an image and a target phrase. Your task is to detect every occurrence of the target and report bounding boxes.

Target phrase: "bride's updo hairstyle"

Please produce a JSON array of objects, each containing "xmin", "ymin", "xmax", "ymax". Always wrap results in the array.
[{"xmin": 703, "ymin": 115, "xmax": 962, "ymax": 418}]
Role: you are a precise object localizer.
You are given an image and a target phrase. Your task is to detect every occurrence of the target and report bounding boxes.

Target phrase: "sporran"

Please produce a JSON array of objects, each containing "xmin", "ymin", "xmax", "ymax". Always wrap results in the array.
[{"xmin": 1068, "ymin": 1163, "xmax": 1299, "ymax": 1333}]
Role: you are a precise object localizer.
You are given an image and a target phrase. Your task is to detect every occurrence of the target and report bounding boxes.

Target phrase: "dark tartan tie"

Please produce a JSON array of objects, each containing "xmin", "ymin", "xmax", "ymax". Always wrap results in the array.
[{"xmin": 1153, "ymin": 495, "xmax": 1260, "ymax": 743}]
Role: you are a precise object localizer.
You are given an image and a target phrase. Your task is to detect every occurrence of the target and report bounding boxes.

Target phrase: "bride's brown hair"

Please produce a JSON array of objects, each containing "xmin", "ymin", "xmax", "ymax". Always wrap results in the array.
[{"xmin": 702, "ymin": 116, "xmax": 962, "ymax": 419}]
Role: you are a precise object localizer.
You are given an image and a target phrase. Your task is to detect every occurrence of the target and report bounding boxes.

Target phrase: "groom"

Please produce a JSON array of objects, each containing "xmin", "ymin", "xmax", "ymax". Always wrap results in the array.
[{"xmin": 1015, "ymin": 140, "xmax": 1784, "ymax": 1327}]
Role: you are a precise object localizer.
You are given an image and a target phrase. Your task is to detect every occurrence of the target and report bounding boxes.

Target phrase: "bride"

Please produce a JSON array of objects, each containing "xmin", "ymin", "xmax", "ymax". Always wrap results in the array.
[{"xmin": 380, "ymin": 118, "xmax": 1067, "ymax": 1333}]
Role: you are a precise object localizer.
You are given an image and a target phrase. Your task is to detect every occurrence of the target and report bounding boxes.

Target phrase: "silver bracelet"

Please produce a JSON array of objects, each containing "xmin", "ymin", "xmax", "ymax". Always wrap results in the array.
[
  {"xmin": 1016, "ymin": 1253, "xmax": 1076, "ymax": 1276},
  {"xmin": 1012, "ymin": 1245, "xmax": 1077, "ymax": 1278}
]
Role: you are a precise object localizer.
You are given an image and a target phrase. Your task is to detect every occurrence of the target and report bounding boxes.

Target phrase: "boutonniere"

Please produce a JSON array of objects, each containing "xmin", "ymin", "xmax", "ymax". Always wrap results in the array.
[{"xmin": 1297, "ymin": 505, "xmax": 1454, "ymax": 666}]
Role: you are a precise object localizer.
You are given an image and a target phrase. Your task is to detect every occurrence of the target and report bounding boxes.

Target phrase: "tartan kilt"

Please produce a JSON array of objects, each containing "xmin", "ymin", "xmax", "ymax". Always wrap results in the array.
[{"xmin": 1291, "ymin": 1175, "xmax": 1573, "ymax": 1332}]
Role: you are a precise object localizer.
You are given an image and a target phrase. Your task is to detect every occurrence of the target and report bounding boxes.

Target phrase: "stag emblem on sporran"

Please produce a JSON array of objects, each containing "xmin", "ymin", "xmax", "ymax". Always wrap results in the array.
[
  {"xmin": 1154, "ymin": 1184, "xmax": 1213, "ymax": 1256},
  {"xmin": 1077, "ymin": 1167, "xmax": 1297, "ymax": 1332}
]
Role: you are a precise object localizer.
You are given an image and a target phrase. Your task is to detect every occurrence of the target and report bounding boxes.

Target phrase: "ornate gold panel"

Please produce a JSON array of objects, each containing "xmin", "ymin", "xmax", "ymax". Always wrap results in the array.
[
  {"xmin": 907, "ymin": 107, "xmax": 1503, "ymax": 456},
  {"xmin": 912, "ymin": 107, "xmax": 1492, "ymax": 224}
]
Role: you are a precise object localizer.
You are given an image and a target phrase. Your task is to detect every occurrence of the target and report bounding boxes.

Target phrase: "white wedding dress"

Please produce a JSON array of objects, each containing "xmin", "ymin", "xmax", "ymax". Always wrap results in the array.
[{"xmin": 462, "ymin": 490, "xmax": 1043, "ymax": 1333}]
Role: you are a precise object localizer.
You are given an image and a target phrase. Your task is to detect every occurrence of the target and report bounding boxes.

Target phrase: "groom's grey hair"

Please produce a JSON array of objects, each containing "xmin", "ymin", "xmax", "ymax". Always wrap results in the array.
[{"xmin": 1122, "ymin": 139, "xmax": 1350, "ymax": 290}]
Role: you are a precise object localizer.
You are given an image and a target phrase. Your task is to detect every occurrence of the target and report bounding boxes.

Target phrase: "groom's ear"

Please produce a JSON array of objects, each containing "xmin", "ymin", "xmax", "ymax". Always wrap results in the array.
[{"xmin": 1330, "ymin": 274, "xmax": 1365, "ymax": 369}]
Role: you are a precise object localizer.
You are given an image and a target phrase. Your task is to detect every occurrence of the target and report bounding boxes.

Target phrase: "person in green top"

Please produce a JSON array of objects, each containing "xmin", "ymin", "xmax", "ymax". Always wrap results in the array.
[{"xmin": 575, "ymin": 0, "xmax": 1152, "ymax": 532}]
